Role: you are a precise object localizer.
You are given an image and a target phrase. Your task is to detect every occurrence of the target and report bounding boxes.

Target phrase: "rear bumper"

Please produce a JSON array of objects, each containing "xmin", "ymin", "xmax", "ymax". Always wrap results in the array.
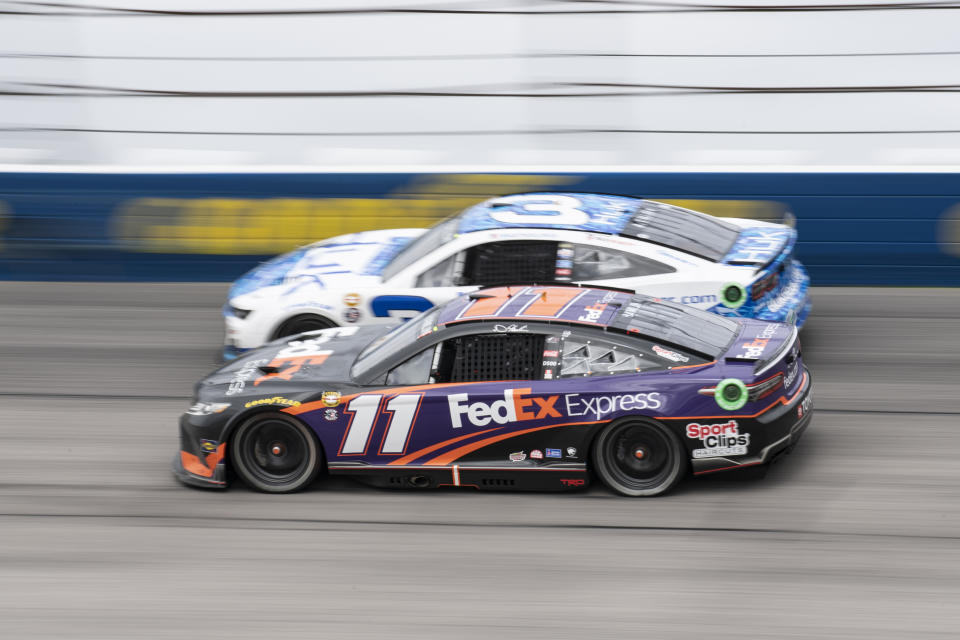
[
  {"xmin": 755, "ymin": 259, "xmax": 811, "ymax": 328},
  {"xmin": 691, "ymin": 368, "xmax": 812, "ymax": 475}
]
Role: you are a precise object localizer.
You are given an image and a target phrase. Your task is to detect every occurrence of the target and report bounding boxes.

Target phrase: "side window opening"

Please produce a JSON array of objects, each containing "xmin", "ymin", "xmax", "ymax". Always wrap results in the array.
[
  {"xmin": 463, "ymin": 241, "xmax": 559, "ymax": 286},
  {"xmin": 435, "ymin": 333, "xmax": 546, "ymax": 383},
  {"xmin": 386, "ymin": 345, "xmax": 437, "ymax": 386},
  {"xmin": 415, "ymin": 252, "xmax": 466, "ymax": 288},
  {"xmin": 572, "ymin": 244, "xmax": 676, "ymax": 280},
  {"xmin": 558, "ymin": 332, "xmax": 695, "ymax": 377},
  {"xmin": 560, "ymin": 340, "xmax": 643, "ymax": 376}
]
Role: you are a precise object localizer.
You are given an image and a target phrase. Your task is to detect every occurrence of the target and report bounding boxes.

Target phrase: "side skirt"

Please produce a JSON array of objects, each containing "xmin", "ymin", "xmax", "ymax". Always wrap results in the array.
[{"xmin": 328, "ymin": 463, "xmax": 590, "ymax": 492}]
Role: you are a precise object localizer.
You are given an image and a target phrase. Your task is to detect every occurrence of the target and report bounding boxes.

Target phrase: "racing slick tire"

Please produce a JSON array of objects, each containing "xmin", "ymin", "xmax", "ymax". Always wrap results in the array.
[
  {"xmin": 273, "ymin": 313, "xmax": 336, "ymax": 339},
  {"xmin": 230, "ymin": 412, "xmax": 322, "ymax": 493},
  {"xmin": 592, "ymin": 417, "xmax": 687, "ymax": 497}
]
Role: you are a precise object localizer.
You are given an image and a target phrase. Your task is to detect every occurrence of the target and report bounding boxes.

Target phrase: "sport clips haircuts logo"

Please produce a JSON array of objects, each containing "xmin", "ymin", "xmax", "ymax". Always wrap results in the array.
[{"xmin": 686, "ymin": 420, "xmax": 750, "ymax": 459}]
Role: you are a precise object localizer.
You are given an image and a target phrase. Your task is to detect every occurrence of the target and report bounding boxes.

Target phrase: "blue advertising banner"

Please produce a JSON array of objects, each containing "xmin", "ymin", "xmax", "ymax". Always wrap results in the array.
[{"xmin": 0, "ymin": 170, "xmax": 958, "ymax": 285}]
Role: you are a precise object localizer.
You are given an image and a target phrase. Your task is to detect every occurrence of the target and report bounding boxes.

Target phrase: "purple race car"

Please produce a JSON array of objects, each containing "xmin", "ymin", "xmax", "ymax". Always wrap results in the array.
[{"xmin": 175, "ymin": 285, "xmax": 811, "ymax": 497}]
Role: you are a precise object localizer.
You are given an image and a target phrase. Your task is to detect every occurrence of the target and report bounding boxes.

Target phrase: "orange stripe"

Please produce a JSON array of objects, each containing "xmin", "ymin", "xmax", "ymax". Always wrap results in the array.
[
  {"xmin": 423, "ymin": 419, "xmax": 601, "ymax": 466},
  {"xmin": 459, "ymin": 287, "xmax": 525, "ymax": 319},
  {"xmin": 694, "ymin": 461, "xmax": 763, "ymax": 476},
  {"xmin": 520, "ymin": 287, "xmax": 583, "ymax": 317},
  {"xmin": 387, "ymin": 427, "xmax": 501, "ymax": 465},
  {"xmin": 669, "ymin": 360, "xmax": 716, "ymax": 371}
]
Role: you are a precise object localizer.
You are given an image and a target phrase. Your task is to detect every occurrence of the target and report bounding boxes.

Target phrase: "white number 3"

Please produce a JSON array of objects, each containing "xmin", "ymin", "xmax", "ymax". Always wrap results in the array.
[{"xmin": 488, "ymin": 194, "xmax": 589, "ymax": 226}]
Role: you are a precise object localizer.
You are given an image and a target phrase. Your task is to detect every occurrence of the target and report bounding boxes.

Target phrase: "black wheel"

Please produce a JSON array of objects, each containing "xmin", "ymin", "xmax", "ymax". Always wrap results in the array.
[
  {"xmin": 230, "ymin": 412, "xmax": 322, "ymax": 493},
  {"xmin": 591, "ymin": 417, "xmax": 687, "ymax": 497},
  {"xmin": 273, "ymin": 313, "xmax": 336, "ymax": 339}
]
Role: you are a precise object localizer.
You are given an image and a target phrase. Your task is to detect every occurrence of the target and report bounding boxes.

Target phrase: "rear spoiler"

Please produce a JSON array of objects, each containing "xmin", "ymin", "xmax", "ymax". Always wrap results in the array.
[{"xmin": 721, "ymin": 223, "xmax": 797, "ymax": 271}]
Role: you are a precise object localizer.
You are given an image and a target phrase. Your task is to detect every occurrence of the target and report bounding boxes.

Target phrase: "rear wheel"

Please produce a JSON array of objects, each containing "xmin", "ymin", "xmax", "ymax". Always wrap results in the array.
[
  {"xmin": 273, "ymin": 313, "xmax": 336, "ymax": 339},
  {"xmin": 592, "ymin": 417, "xmax": 686, "ymax": 497},
  {"xmin": 230, "ymin": 412, "xmax": 322, "ymax": 493}
]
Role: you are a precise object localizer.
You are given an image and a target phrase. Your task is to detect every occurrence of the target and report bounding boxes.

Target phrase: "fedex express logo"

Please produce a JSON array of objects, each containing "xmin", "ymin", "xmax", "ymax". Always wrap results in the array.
[
  {"xmin": 449, "ymin": 389, "xmax": 664, "ymax": 428},
  {"xmin": 449, "ymin": 388, "xmax": 560, "ymax": 428},
  {"xmin": 735, "ymin": 323, "xmax": 778, "ymax": 359}
]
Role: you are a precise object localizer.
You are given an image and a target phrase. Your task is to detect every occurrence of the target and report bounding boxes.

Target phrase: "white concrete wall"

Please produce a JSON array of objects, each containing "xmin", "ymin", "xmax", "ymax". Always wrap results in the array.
[{"xmin": 2, "ymin": 0, "xmax": 959, "ymax": 166}]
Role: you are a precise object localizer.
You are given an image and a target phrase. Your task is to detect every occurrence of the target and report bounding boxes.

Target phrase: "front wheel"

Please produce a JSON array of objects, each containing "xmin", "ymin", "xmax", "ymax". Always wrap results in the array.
[
  {"xmin": 230, "ymin": 412, "xmax": 322, "ymax": 493},
  {"xmin": 273, "ymin": 313, "xmax": 336, "ymax": 340},
  {"xmin": 592, "ymin": 417, "xmax": 687, "ymax": 497}
]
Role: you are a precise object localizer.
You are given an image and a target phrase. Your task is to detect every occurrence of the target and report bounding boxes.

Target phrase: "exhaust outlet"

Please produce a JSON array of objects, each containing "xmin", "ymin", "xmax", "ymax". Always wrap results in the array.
[{"xmin": 408, "ymin": 475, "xmax": 430, "ymax": 488}]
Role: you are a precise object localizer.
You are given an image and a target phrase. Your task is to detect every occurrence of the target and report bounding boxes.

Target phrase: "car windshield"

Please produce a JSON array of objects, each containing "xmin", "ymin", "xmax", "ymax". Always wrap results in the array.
[
  {"xmin": 380, "ymin": 217, "xmax": 459, "ymax": 281},
  {"xmin": 351, "ymin": 308, "xmax": 441, "ymax": 379}
]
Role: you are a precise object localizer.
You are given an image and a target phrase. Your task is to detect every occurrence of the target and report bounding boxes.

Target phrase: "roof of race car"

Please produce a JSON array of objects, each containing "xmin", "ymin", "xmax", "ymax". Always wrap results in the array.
[
  {"xmin": 456, "ymin": 193, "xmax": 744, "ymax": 262},
  {"xmin": 440, "ymin": 286, "xmax": 627, "ymax": 327},
  {"xmin": 438, "ymin": 285, "xmax": 742, "ymax": 358}
]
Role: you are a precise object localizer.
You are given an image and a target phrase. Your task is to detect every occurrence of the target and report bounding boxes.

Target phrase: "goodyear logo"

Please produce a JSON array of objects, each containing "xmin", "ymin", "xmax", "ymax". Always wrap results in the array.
[{"xmin": 244, "ymin": 396, "xmax": 302, "ymax": 408}]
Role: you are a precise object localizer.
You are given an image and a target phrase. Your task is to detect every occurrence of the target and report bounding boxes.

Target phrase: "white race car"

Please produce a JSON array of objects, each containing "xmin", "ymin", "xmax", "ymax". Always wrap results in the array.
[{"xmin": 223, "ymin": 193, "xmax": 811, "ymax": 358}]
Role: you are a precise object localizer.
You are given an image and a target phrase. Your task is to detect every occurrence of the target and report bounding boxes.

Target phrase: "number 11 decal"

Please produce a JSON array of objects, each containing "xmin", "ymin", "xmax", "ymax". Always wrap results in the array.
[{"xmin": 338, "ymin": 393, "xmax": 424, "ymax": 456}]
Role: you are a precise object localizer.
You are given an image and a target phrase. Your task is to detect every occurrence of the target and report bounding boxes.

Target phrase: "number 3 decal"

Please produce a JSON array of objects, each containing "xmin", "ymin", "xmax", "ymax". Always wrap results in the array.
[
  {"xmin": 338, "ymin": 394, "xmax": 423, "ymax": 455},
  {"xmin": 488, "ymin": 194, "xmax": 589, "ymax": 226}
]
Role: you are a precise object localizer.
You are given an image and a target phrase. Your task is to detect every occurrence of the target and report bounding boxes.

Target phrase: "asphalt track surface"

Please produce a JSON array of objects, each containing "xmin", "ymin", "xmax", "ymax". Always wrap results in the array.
[{"xmin": 1, "ymin": 282, "xmax": 958, "ymax": 639}]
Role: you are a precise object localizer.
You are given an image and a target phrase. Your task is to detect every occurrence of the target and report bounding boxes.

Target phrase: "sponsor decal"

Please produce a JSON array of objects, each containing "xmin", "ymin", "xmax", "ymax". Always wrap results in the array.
[
  {"xmin": 322, "ymin": 391, "xmax": 342, "ymax": 407},
  {"xmin": 324, "ymin": 408, "xmax": 339, "ymax": 421},
  {"xmin": 784, "ymin": 359, "xmax": 800, "ymax": 388},
  {"xmin": 556, "ymin": 259, "xmax": 573, "ymax": 269},
  {"xmin": 253, "ymin": 330, "xmax": 355, "ymax": 385},
  {"xmin": 186, "ymin": 402, "xmax": 230, "ymax": 416},
  {"xmin": 543, "ymin": 349, "xmax": 559, "ymax": 358},
  {"xmin": 200, "ymin": 439, "xmax": 219, "ymax": 453},
  {"xmin": 448, "ymin": 388, "xmax": 562, "ymax": 429},
  {"xmin": 564, "ymin": 392, "xmax": 663, "ymax": 420},
  {"xmin": 656, "ymin": 294, "xmax": 718, "ymax": 305},
  {"xmin": 493, "ymin": 323, "xmax": 529, "ymax": 332},
  {"xmin": 566, "ymin": 447, "xmax": 577, "ymax": 457},
  {"xmin": 557, "ymin": 247, "xmax": 575, "ymax": 259},
  {"xmin": 544, "ymin": 370, "xmax": 554, "ymax": 380},
  {"xmin": 798, "ymin": 394, "xmax": 812, "ymax": 419},
  {"xmin": 343, "ymin": 308, "xmax": 361, "ymax": 323},
  {"xmin": 734, "ymin": 323, "xmax": 779, "ymax": 359},
  {"xmin": 766, "ymin": 277, "xmax": 802, "ymax": 313},
  {"xmin": 343, "ymin": 293, "xmax": 361, "ymax": 307},
  {"xmin": 560, "ymin": 478, "xmax": 586, "ymax": 487},
  {"xmin": 509, "ymin": 451, "xmax": 527, "ymax": 462},
  {"xmin": 555, "ymin": 268, "xmax": 572, "ymax": 276},
  {"xmin": 244, "ymin": 396, "xmax": 301, "ymax": 409},
  {"xmin": 578, "ymin": 301, "xmax": 607, "ymax": 323},
  {"xmin": 686, "ymin": 420, "xmax": 750, "ymax": 458},
  {"xmin": 546, "ymin": 448, "xmax": 562, "ymax": 458},
  {"xmin": 226, "ymin": 358, "xmax": 269, "ymax": 396},
  {"xmin": 652, "ymin": 345, "xmax": 689, "ymax": 363},
  {"xmin": 530, "ymin": 449, "xmax": 544, "ymax": 459}
]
